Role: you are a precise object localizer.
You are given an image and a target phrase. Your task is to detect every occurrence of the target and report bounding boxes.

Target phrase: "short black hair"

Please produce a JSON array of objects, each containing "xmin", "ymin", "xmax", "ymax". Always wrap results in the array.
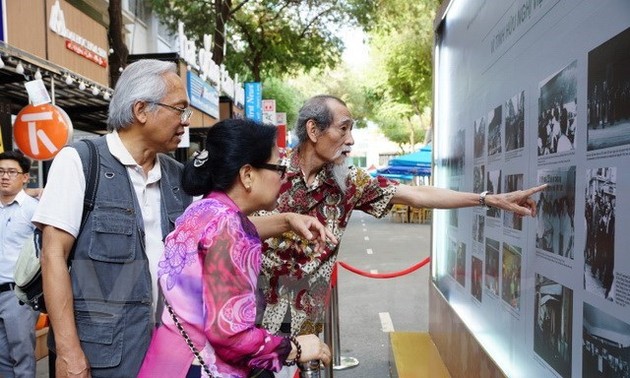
[
  {"xmin": 0, "ymin": 150, "xmax": 31, "ymax": 174},
  {"xmin": 182, "ymin": 118, "xmax": 278, "ymax": 196}
]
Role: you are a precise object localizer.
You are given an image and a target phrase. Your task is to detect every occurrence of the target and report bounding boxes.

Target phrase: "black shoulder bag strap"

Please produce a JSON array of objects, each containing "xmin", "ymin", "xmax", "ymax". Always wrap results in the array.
[{"xmin": 68, "ymin": 138, "xmax": 100, "ymax": 264}]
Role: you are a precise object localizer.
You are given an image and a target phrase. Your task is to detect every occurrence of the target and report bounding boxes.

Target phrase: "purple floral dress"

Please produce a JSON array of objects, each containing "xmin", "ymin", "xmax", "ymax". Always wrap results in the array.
[{"xmin": 139, "ymin": 192, "xmax": 290, "ymax": 378}]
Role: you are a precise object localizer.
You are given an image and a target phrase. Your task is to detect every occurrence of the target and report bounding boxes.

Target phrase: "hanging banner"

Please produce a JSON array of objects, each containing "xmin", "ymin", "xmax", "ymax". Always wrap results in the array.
[{"xmin": 244, "ymin": 82, "xmax": 262, "ymax": 121}]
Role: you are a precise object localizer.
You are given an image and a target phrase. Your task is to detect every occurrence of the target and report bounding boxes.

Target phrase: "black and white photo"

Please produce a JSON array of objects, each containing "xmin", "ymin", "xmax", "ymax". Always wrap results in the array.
[
  {"xmin": 534, "ymin": 274, "xmax": 573, "ymax": 378},
  {"xmin": 584, "ymin": 167, "xmax": 616, "ymax": 301},
  {"xmin": 583, "ymin": 303, "xmax": 630, "ymax": 378},
  {"xmin": 503, "ymin": 173, "xmax": 524, "ymax": 231},
  {"xmin": 471, "ymin": 256, "xmax": 483, "ymax": 303},
  {"xmin": 486, "ymin": 169, "xmax": 502, "ymax": 218},
  {"xmin": 488, "ymin": 105, "xmax": 502, "ymax": 157},
  {"xmin": 474, "ymin": 116, "xmax": 486, "ymax": 158},
  {"xmin": 536, "ymin": 166, "xmax": 576, "ymax": 258},
  {"xmin": 587, "ymin": 26, "xmax": 630, "ymax": 151},
  {"xmin": 505, "ymin": 90, "xmax": 525, "ymax": 152},
  {"xmin": 538, "ymin": 60, "xmax": 577, "ymax": 156}
]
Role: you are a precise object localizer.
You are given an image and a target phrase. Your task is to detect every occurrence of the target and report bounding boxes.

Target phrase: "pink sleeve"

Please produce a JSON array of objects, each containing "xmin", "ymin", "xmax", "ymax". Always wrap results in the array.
[{"xmin": 200, "ymin": 211, "xmax": 290, "ymax": 371}]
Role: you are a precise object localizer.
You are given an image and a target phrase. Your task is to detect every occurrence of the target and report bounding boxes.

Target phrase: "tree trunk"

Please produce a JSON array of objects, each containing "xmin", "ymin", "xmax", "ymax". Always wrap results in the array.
[
  {"xmin": 212, "ymin": 0, "xmax": 232, "ymax": 65},
  {"xmin": 108, "ymin": 0, "xmax": 129, "ymax": 88}
]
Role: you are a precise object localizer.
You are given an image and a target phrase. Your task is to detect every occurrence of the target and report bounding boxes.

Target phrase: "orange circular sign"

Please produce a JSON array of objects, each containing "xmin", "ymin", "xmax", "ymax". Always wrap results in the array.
[{"xmin": 13, "ymin": 104, "xmax": 73, "ymax": 161}]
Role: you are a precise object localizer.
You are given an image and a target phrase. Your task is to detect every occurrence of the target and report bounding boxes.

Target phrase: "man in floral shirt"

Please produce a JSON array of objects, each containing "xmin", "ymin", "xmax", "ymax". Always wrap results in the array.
[{"xmin": 257, "ymin": 95, "xmax": 546, "ymax": 338}]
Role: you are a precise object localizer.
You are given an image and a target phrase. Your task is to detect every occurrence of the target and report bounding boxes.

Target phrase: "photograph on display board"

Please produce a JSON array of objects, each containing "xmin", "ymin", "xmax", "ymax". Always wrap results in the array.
[
  {"xmin": 473, "ymin": 164, "xmax": 485, "ymax": 194},
  {"xmin": 505, "ymin": 90, "xmax": 525, "ymax": 152},
  {"xmin": 537, "ymin": 60, "xmax": 578, "ymax": 156},
  {"xmin": 503, "ymin": 173, "xmax": 524, "ymax": 231},
  {"xmin": 473, "ymin": 214, "xmax": 485, "ymax": 244},
  {"xmin": 449, "ymin": 210, "xmax": 458, "ymax": 228},
  {"xmin": 446, "ymin": 129, "xmax": 466, "ymax": 176},
  {"xmin": 484, "ymin": 237, "xmax": 500, "ymax": 296},
  {"xmin": 582, "ymin": 303, "xmax": 630, "ymax": 378},
  {"xmin": 533, "ymin": 274, "xmax": 573, "ymax": 378},
  {"xmin": 486, "ymin": 169, "xmax": 502, "ymax": 218},
  {"xmin": 587, "ymin": 27, "xmax": 630, "ymax": 151},
  {"xmin": 536, "ymin": 166, "xmax": 576, "ymax": 259},
  {"xmin": 487, "ymin": 105, "xmax": 502, "ymax": 157},
  {"xmin": 471, "ymin": 256, "xmax": 483, "ymax": 303},
  {"xmin": 584, "ymin": 167, "xmax": 616, "ymax": 301},
  {"xmin": 474, "ymin": 116, "xmax": 486, "ymax": 158},
  {"xmin": 448, "ymin": 238, "xmax": 466, "ymax": 287},
  {"xmin": 501, "ymin": 243, "xmax": 521, "ymax": 311}
]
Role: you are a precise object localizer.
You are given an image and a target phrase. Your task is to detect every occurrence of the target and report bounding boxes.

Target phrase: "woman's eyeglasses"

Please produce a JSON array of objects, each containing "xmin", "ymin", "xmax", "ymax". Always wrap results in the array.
[{"xmin": 257, "ymin": 163, "xmax": 287, "ymax": 179}]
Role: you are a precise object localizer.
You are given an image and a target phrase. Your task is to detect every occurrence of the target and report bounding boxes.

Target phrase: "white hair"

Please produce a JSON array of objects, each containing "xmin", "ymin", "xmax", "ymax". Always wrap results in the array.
[
  {"xmin": 107, "ymin": 59, "xmax": 177, "ymax": 131},
  {"xmin": 331, "ymin": 159, "xmax": 350, "ymax": 192}
]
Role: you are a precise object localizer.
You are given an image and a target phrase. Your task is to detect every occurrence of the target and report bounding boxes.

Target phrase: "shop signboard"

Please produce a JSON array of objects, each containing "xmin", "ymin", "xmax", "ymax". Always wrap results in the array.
[
  {"xmin": 276, "ymin": 112, "xmax": 287, "ymax": 148},
  {"xmin": 0, "ymin": 0, "xmax": 5, "ymax": 42},
  {"xmin": 48, "ymin": 0, "xmax": 108, "ymax": 67},
  {"xmin": 187, "ymin": 71, "xmax": 219, "ymax": 119},
  {"xmin": 262, "ymin": 99, "xmax": 276, "ymax": 125}
]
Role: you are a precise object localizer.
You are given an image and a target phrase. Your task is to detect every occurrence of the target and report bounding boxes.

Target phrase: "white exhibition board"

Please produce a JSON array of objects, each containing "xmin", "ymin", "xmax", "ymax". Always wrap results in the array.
[{"xmin": 432, "ymin": 1, "xmax": 630, "ymax": 377}]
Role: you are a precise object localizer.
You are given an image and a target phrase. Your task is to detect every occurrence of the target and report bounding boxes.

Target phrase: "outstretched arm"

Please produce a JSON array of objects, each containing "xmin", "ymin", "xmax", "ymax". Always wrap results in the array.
[
  {"xmin": 391, "ymin": 184, "xmax": 547, "ymax": 217},
  {"xmin": 250, "ymin": 213, "xmax": 338, "ymax": 252}
]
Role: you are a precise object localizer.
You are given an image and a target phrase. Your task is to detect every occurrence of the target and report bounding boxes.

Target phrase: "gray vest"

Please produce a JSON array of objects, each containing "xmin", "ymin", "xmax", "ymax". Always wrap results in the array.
[{"xmin": 52, "ymin": 137, "xmax": 192, "ymax": 376}]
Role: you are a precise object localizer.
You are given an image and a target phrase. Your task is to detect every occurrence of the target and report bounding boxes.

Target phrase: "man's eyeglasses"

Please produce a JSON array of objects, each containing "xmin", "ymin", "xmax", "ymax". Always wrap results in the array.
[
  {"xmin": 257, "ymin": 163, "xmax": 287, "ymax": 179},
  {"xmin": 0, "ymin": 169, "xmax": 24, "ymax": 178},
  {"xmin": 148, "ymin": 102, "xmax": 193, "ymax": 123}
]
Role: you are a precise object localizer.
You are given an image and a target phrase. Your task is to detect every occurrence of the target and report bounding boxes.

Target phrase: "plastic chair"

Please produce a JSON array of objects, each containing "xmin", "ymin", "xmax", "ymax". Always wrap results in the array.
[
  {"xmin": 409, "ymin": 207, "xmax": 423, "ymax": 223},
  {"xmin": 391, "ymin": 204, "xmax": 409, "ymax": 223}
]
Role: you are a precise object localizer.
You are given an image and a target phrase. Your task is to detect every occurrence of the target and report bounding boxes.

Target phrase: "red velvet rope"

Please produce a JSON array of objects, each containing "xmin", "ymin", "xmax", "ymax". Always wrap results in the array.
[{"xmin": 337, "ymin": 257, "xmax": 431, "ymax": 279}]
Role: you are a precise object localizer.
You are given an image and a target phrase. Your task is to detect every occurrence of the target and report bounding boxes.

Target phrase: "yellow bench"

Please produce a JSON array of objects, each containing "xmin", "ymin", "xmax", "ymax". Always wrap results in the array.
[{"xmin": 390, "ymin": 332, "xmax": 450, "ymax": 378}]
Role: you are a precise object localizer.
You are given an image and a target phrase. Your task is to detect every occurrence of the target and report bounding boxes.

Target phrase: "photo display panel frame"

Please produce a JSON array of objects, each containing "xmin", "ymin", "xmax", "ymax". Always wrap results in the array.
[{"xmin": 432, "ymin": 1, "xmax": 630, "ymax": 377}]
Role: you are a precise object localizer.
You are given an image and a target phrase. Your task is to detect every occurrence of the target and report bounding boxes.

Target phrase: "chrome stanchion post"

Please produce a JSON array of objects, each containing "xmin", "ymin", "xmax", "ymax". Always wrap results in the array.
[
  {"xmin": 325, "ymin": 263, "xmax": 359, "ymax": 376},
  {"xmin": 298, "ymin": 360, "xmax": 322, "ymax": 378},
  {"xmin": 324, "ymin": 298, "xmax": 334, "ymax": 378}
]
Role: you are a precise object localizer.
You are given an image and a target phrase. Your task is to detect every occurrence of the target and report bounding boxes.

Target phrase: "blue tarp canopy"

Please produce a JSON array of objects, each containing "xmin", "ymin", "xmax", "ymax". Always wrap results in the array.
[{"xmin": 374, "ymin": 143, "xmax": 432, "ymax": 178}]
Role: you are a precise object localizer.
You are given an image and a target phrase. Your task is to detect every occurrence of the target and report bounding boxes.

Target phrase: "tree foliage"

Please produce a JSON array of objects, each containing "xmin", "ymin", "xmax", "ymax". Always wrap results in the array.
[
  {"xmin": 261, "ymin": 78, "xmax": 306, "ymax": 129},
  {"xmin": 363, "ymin": 0, "xmax": 439, "ymax": 151},
  {"xmin": 149, "ymin": 0, "xmax": 377, "ymax": 81},
  {"xmin": 287, "ymin": 65, "xmax": 371, "ymax": 128}
]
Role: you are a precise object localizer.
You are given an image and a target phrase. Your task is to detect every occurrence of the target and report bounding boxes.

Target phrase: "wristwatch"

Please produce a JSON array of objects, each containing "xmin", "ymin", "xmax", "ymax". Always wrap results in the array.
[{"xmin": 479, "ymin": 191, "xmax": 491, "ymax": 210}]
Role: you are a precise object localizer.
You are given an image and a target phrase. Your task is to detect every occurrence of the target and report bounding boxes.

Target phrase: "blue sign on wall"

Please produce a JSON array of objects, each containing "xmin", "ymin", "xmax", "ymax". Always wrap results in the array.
[
  {"xmin": 187, "ymin": 71, "xmax": 219, "ymax": 119},
  {"xmin": 244, "ymin": 82, "xmax": 262, "ymax": 122},
  {"xmin": 0, "ymin": 1, "xmax": 4, "ymax": 41}
]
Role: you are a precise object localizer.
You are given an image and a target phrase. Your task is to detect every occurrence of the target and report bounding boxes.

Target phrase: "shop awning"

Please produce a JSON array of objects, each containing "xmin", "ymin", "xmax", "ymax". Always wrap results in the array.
[{"xmin": 0, "ymin": 41, "xmax": 111, "ymax": 134}]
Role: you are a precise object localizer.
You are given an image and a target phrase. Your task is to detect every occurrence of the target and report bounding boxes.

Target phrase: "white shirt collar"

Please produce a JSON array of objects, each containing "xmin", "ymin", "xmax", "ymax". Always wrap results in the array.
[
  {"xmin": 1, "ymin": 189, "xmax": 28, "ymax": 208},
  {"xmin": 105, "ymin": 130, "xmax": 162, "ymax": 181}
]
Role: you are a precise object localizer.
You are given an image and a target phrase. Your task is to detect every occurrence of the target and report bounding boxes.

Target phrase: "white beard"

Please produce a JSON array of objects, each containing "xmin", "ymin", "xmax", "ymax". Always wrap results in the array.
[{"xmin": 331, "ymin": 159, "xmax": 350, "ymax": 192}]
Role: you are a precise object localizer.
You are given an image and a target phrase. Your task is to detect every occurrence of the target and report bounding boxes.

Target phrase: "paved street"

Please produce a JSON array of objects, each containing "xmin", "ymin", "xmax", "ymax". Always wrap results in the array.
[
  {"xmin": 37, "ymin": 212, "xmax": 431, "ymax": 378},
  {"xmin": 333, "ymin": 212, "xmax": 431, "ymax": 378}
]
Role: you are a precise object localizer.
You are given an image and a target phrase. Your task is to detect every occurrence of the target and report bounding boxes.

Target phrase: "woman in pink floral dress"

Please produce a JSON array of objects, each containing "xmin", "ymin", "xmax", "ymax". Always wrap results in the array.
[{"xmin": 139, "ymin": 119, "xmax": 331, "ymax": 378}]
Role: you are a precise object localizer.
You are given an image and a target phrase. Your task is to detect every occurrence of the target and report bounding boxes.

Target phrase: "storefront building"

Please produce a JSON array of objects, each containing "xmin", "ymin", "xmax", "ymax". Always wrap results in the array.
[{"xmin": 0, "ymin": 0, "xmax": 244, "ymax": 186}]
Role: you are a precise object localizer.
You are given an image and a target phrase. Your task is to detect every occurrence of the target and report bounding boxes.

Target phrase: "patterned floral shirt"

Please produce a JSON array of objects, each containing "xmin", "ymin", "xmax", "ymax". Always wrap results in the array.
[
  {"xmin": 258, "ymin": 149, "xmax": 398, "ymax": 336},
  {"xmin": 140, "ymin": 192, "xmax": 290, "ymax": 378}
]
